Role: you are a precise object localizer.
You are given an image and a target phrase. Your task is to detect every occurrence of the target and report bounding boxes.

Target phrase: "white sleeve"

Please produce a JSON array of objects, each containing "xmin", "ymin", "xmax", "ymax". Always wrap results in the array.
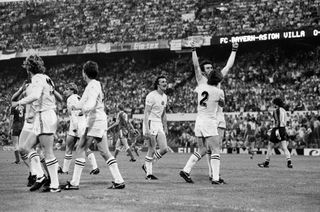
[
  {"xmin": 145, "ymin": 93, "xmax": 154, "ymax": 107},
  {"xmin": 19, "ymin": 78, "xmax": 43, "ymax": 105},
  {"xmin": 78, "ymin": 83, "xmax": 99, "ymax": 113}
]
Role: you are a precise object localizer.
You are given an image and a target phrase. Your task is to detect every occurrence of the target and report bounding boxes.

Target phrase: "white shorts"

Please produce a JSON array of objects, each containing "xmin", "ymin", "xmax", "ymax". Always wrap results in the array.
[
  {"xmin": 194, "ymin": 117, "xmax": 218, "ymax": 137},
  {"xmin": 33, "ymin": 110, "xmax": 58, "ymax": 135},
  {"xmin": 22, "ymin": 122, "xmax": 34, "ymax": 132},
  {"xmin": 143, "ymin": 121, "xmax": 164, "ymax": 136},
  {"xmin": 218, "ymin": 120, "xmax": 226, "ymax": 129},
  {"xmin": 86, "ymin": 120, "xmax": 107, "ymax": 138},
  {"xmin": 68, "ymin": 120, "xmax": 86, "ymax": 138}
]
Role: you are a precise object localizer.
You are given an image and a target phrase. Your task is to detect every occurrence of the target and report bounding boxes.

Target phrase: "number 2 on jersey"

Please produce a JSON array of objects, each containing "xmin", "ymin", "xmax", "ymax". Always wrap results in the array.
[{"xmin": 200, "ymin": 91, "xmax": 208, "ymax": 107}]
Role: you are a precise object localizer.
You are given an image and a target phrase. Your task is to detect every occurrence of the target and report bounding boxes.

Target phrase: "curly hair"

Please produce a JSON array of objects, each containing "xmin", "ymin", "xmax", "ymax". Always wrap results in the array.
[
  {"xmin": 22, "ymin": 55, "xmax": 45, "ymax": 74},
  {"xmin": 67, "ymin": 82, "xmax": 78, "ymax": 94}
]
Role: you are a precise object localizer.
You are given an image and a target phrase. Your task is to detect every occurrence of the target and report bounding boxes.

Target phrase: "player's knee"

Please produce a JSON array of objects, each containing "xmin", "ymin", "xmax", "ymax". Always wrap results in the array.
[
  {"xmin": 86, "ymin": 150, "xmax": 93, "ymax": 157},
  {"xmin": 160, "ymin": 147, "xmax": 168, "ymax": 155},
  {"xmin": 211, "ymin": 146, "xmax": 220, "ymax": 155},
  {"xmin": 100, "ymin": 152, "xmax": 108, "ymax": 160}
]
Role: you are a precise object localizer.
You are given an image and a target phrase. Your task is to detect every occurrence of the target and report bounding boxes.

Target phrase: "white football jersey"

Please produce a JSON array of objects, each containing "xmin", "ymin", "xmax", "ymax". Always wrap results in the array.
[
  {"xmin": 145, "ymin": 90, "xmax": 167, "ymax": 122},
  {"xmin": 197, "ymin": 74, "xmax": 225, "ymax": 125},
  {"xmin": 77, "ymin": 79, "xmax": 107, "ymax": 124},
  {"xmin": 24, "ymin": 84, "xmax": 35, "ymax": 123},
  {"xmin": 67, "ymin": 94, "xmax": 86, "ymax": 129},
  {"xmin": 195, "ymin": 83, "xmax": 224, "ymax": 120},
  {"xmin": 30, "ymin": 74, "xmax": 56, "ymax": 112}
]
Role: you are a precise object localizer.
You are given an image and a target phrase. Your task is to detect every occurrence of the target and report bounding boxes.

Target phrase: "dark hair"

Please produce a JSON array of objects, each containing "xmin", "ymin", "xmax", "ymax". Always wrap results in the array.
[
  {"xmin": 207, "ymin": 70, "xmax": 223, "ymax": 86},
  {"xmin": 67, "ymin": 82, "xmax": 78, "ymax": 94},
  {"xmin": 199, "ymin": 60, "xmax": 212, "ymax": 73},
  {"xmin": 83, "ymin": 61, "xmax": 99, "ymax": 79},
  {"xmin": 118, "ymin": 104, "xmax": 124, "ymax": 111},
  {"xmin": 22, "ymin": 55, "xmax": 45, "ymax": 74},
  {"xmin": 273, "ymin": 98, "xmax": 284, "ymax": 108},
  {"xmin": 153, "ymin": 75, "xmax": 166, "ymax": 90}
]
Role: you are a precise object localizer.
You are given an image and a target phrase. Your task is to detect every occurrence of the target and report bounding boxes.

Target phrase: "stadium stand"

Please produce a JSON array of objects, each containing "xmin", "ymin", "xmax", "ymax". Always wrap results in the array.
[{"xmin": 0, "ymin": 0, "xmax": 319, "ymax": 149}]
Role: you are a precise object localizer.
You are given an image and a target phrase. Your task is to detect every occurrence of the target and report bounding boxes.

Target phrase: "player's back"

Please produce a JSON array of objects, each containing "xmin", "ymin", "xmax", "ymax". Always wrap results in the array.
[
  {"xmin": 31, "ymin": 74, "xmax": 56, "ymax": 112},
  {"xmin": 195, "ymin": 83, "xmax": 223, "ymax": 120},
  {"xmin": 273, "ymin": 107, "xmax": 287, "ymax": 128},
  {"xmin": 84, "ymin": 79, "xmax": 106, "ymax": 122}
]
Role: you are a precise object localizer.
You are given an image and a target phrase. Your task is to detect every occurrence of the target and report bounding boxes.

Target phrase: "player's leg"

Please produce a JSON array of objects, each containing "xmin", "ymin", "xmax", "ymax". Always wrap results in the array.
[
  {"xmin": 131, "ymin": 140, "xmax": 140, "ymax": 157},
  {"xmin": 207, "ymin": 135, "xmax": 222, "ymax": 184},
  {"xmin": 208, "ymin": 127, "xmax": 225, "ymax": 179},
  {"xmin": 19, "ymin": 129, "xmax": 36, "ymax": 186},
  {"xmin": 144, "ymin": 135, "xmax": 157, "ymax": 179},
  {"xmin": 96, "ymin": 133, "xmax": 125, "ymax": 188},
  {"xmin": 114, "ymin": 138, "xmax": 122, "ymax": 158},
  {"xmin": 62, "ymin": 135, "xmax": 76, "ymax": 173},
  {"xmin": 86, "ymin": 147, "xmax": 99, "ymax": 175},
  {"xmin": 12, "ymin": 135, "xmax": 20, "ymax": 164},
  {"xmin": 20, "ymin": 132, "xmax": 46, "ymax": 191},
  {"xmin": 258, "ymin": 141, "xmax": 274, "ymax": 168},
  {"xmin": 64, "ymin": 134, "xmax": 88, "ymax": 189},
  {"xmin": 280, "ymin": 140, "xmax": 293, "ymax": 168},
  {"xmin": 37, "ymin": 145, "xmax": 50, "ymax": 180},
  {"xmin": 180, "ymin": 137, "xmax": 207, "ymax": 183},
  {"xmin": 39, "ymin": 134, "xmax": 60, "ymax": 192},
  {"xmin": 153, "ymin": 131, "xmax": 167, "ymax": 162},
  {"xmin": 121, "ymin": 137, "xmax": 136, "ymax": 162}
]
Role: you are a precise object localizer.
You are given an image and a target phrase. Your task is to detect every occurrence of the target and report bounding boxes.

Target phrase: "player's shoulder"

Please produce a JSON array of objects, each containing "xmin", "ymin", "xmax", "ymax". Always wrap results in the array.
[
  {"xmin": 146, "ymin": 90, "xmax": 156, "ymax": 98},
  {"xmin": 197, "ymin": 76, "xmax": 207, "ymax": 85}
]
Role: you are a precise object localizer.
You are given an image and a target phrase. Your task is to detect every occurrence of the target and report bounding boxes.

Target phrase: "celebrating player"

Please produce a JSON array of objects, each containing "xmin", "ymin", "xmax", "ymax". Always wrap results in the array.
[
  {"xmin": 179, "ymin": 70, "xmax": 225, "ymax": 184},
  {"xmin": 190, "ymin": 41, "xmax": 238, "ymax": 181},
  {"xmin": 258, "ymin": 98, "xmax": 293, "ymax": 168},
  {"xmin": 60, "ymin": 82, "xmax": 99, "ymax": 175},
  {"xmin": 142, "ymin": 76, "xmax": 168, "ymax": 180},
  {"xmin": 12, "ymin": 55, "xmax": 60, "ymax": 192},
  {"xmin": 62, "ymin": 61, "xmax": 125, "ymax": 190}
]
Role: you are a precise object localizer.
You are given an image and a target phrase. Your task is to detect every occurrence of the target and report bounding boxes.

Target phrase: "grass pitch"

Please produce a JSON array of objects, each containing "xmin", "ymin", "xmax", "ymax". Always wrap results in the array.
[{"xmin": 0, "ymin": 150, "xmax": 319, "ymax": 212}]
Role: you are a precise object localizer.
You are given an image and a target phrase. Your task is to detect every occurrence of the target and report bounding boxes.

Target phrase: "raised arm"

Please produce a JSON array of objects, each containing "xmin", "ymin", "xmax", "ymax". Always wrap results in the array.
[
  {"xmin": 221, "ymin": 42, "xmax": 239, "ymax": 77},
  {"xmin": 191, "ymin": 42, "xmax": 204, "ymax": 84}
]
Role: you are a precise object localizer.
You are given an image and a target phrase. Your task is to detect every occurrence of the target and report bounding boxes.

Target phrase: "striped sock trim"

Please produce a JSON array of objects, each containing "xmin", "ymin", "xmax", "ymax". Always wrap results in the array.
[
  {"xmin": 287, "ymin": 158, "xmax": 291, "ymax": 161},
  {"xmin": 154, "ymin": 151, "xmax": 162, "ymax": 160},
  {"xmin": 29, "ymin": 152, "xmax": 39, "ymax": 160},
  {"xmin": 21, "ymin": 153, "xmax": 28, "ymax": 161},
  {"xmin": 145, "ymin": 156, "xmax": 153, "ymax": 163},
  {"xmin": 46, "ymin": 158, "xmax": 58, "ymax": 167},
  {"xmin": 106, "ymin": 158, "xmax": 117, "ymax": 166},
  {"xmin": 193, "ymin": 152, "xmax": 202, "ymax": 160},
  {"xmin": 75, "ymin": 159, "xmax": 86, "ymax": 167},
  {"xmin": 64, "ymin": 155, "xmax": 72, "ymax": 160},
  {"xmin": 210, "ymin": 154, "xmax": 220, "ymax": 160},
  {"xmin": 266, "ymin": 159, "xmax": 270, "ymax": 162}
]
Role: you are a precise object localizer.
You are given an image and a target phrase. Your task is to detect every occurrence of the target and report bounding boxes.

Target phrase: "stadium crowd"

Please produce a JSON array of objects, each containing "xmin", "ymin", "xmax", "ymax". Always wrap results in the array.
[
  {"xmin": 0, "ymin": 43, "xmax": 320, "ymax": 149},
  {"xmin": 0, "ymin": 0, "xmax": 319, "ymax": 50}
]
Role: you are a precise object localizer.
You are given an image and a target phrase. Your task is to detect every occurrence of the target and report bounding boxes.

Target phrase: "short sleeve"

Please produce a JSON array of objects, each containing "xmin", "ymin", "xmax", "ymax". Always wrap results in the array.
[{"xmin": 145, "ymin": 93, "xmax": 154, "ymax": 106}]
